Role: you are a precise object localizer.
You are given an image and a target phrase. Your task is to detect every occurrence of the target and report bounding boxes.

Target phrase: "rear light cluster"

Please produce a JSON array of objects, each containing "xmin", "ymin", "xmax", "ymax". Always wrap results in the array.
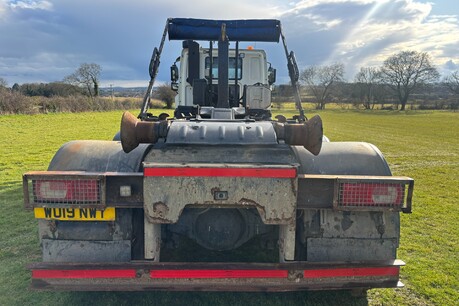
[
  {"xmin": 33, "ymin": 179, "xmax": 100, "ymax": 204},
  {"xmin": 338, "ymin": 182, "xmax": 405, "ymax": 209}
]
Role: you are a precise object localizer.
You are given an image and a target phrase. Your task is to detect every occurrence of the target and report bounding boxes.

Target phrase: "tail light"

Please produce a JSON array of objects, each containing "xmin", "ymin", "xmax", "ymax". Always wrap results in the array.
[
  {"xmin": 339, "ymin": 183, "xmax": 404, "ymax": 207},
  {"xmin": 23, "ymin": 172, "xmax": 105, "ymax": 208},
  {"xmin": 33, "ymin": 179, "xmax": 100, "ymax": 203},
  {"xmin": 336, "ymin": 178, "xmax": 413, "ymax": 212}
]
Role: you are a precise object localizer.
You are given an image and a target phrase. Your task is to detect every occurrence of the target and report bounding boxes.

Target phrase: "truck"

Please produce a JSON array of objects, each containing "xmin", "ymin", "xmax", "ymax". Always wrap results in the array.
[{"xmin": 23, "ymin": 18, "xmax": 414, "ymax": 292}]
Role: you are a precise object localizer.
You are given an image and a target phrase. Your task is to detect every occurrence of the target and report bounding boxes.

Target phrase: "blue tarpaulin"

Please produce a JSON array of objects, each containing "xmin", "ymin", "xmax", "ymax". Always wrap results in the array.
[{"xmin": 167, "ymin": 18, "xmax": 281, "ymax": 42}]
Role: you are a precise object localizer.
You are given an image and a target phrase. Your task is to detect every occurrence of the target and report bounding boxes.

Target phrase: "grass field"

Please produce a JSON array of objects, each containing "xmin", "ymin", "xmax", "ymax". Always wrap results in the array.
[{"xmin": 0, "ymin": 109, "xmax": 457, "ymax": 305}]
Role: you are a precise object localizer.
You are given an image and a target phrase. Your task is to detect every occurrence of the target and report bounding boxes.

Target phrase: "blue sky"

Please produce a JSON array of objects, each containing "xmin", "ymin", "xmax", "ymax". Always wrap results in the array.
[{"xmin": 0, "ymin": 0, "xmax": 458, "ymax": 86}]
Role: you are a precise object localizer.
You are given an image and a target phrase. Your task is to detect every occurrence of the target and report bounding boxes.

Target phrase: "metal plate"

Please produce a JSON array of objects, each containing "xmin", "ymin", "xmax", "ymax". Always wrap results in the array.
[
  {"xmin": 34, "ymin": 207, "xmax": 115, "ymax": 221},
  {"xmin": 41, "ymin": 239, "xmax": 131, "ymax": 262}
]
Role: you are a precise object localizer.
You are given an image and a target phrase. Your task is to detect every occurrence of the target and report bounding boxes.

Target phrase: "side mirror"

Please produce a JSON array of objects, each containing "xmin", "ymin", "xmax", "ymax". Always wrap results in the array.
[
  {"xmin": 170, "ymin": 64, "xmax": 179, "ymax": 83},
  {"xmin": 268, "ymin": 66, "xmax": 276, "ymax": 85},
  {"xmin": 171, "ymin": 82, "xmax": 178, "ymax": 91}
]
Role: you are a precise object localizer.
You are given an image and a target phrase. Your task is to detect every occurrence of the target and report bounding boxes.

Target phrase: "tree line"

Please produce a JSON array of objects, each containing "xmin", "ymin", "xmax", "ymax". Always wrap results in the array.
[
  {"xmin": 0, "ymin": 63, "xmax": 101, "ymax": 98},
  {"xmin": 2, "ymin": 50, "xmax": 459, "ymax": 113},
  {"xmin": 278, "ymin": 50, "xmax": 459, "ymax": 110},
  {"xmin": 0, "ymin": 63, "xmax": 141, "ymax": 114}
]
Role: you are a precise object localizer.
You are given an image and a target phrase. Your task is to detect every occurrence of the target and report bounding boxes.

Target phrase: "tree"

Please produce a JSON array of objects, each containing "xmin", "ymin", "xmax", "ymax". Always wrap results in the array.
[
  {"xmin": 153, "ymin": 83, "xmax": 176, "ymax": 109},
  {"xmin": 64, "ymin": 63, "xmax": 101, "ymax": 98},
  {"xmin": 0, "ymin": 77, "xmax": 7, "ymax": 88},
  {"xmin": 443, "ymin": 70, "xmax": 459, "ymax": 95},
  {"xmin": 380, "ymin": 51, "xmax": 439, "ymax": 110},
  {"xmin": 273, "ymin": 84, "xmax": 294, "ymax": 102},
  {"xmin": 300, "ymin": 63, "xmax": 344, "ymax": 109},
  {"xmin": 18, "ymin": 82, "xmax": 84, "ymax": 97},
  {"xmin": 354, "ymin": 67, "xmax": 381, "ymax": 109}
]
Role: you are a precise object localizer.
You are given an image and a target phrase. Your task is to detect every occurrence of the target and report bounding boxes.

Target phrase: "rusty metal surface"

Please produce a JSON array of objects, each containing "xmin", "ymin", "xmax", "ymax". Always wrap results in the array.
[
  {"xmin": 313, "ymin": 210, "xmax": 399, "ymax": 239},
  {"xmin": 143, "ymin": 166, "xmax": 297, "ymax": 225},
  {"xmin": 143, "ymin": 163, "xmax": 298, "ymax": 261},
  {"xmin": 276, "ymin": 115, "xmax": 323, "ymax": 156},
  {"xmin": 306, "ymin": 238, "xmax": 398, "ymax": 261},
  {"xmin": 120, "ymin": 111, "xmax": 168, "ymax": 153},
  {"xmin": 143, "ymin": 163, "xmax": 298, "ymax": 224},
  {"xmin": 29, "ymin": 259, "xmax": 405, "ymax": 269},
  {"xmin": 37, "ymin": 206, "xmax": 134, "ymax": 262},
  {"xmin": 30, "ymin": 278, "xmax": 401, "ymax": 292},
  {"xmin": 42, "ymin": 239, "xmax": 131, "ymax": 262},
  {"xmin": 143, "ymin": 144, "xmax": 298, "ymax": 165},
  {"xmin": 28, "ymin": 260, "xmax": 404, "ymax": 292}
]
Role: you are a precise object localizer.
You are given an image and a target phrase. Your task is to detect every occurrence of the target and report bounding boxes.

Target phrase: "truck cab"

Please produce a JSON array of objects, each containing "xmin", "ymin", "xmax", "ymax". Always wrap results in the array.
[
  {"xmin": 171, "ymin": 41, "xmax": 275, "ymax": 121},
  {"xmin": 174, "ymin": 42, "xmax": 272, "ymax": 108}
]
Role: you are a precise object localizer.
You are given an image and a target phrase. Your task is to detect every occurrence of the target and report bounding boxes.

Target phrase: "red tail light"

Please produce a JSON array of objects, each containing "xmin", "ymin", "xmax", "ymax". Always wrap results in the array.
[
  {"xmin": 33, "ymin": 179, "xmax": 100, "ymax": 203},
  {"xmin": 339, "ymin": 182, "xmax": 404, "ymax": 208}
]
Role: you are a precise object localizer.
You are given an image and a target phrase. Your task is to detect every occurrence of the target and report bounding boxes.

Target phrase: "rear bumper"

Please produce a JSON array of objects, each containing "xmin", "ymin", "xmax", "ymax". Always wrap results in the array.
[{"xmin": 29, "ymin": 260, "xmax": 404, "ymax": 291}]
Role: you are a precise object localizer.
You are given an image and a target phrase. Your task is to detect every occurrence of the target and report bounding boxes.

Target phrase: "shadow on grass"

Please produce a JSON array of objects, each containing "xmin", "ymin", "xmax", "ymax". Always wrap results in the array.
[
  {"xmin": 63, "ymin": 290, "xmax": 369, "ymax": 306},
  {"xmin": 0, "ymin": 181, "xmax": 30, "ymax": 224}
]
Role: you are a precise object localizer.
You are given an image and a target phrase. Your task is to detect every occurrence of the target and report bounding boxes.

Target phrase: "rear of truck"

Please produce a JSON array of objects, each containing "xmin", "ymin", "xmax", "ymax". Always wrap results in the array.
[{"xmin": 23, "ymin": 18, "xmax": 413, "ymax": 292}]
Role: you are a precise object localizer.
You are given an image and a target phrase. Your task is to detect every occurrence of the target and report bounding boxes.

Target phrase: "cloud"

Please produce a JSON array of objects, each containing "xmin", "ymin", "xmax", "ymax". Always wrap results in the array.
[
  {"xmin": 279, "ymin": 0, "xmax": 459, "ymax": 79},
  {"xmin": 0, "ymin": 1, "xmax": 8, "ymax": 18},
  {"xmin": 0, "ymin": 0, "xmax": 282, "ymax": 84},
  {"xmin": 444, "ymin": 60, "xmax": 458, "ymax": 71},
  {"xmin": 9, "ymin": 0, "xmax": 52, "ymax": 10},
  {"xmin": 0, "ymin": 0, "xmax": 458, "ymax": 85}
]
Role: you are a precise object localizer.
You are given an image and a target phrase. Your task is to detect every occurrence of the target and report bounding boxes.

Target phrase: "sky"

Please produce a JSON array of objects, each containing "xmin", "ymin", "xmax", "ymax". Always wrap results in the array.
[{"xmin": 0, "ymin": 0, "xmax": 458, "ymax": 87}]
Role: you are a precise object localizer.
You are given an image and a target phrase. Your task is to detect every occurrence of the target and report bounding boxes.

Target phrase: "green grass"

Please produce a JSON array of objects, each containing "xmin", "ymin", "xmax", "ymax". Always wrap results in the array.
[{"xmin": 1, "ymin": 109, "xmax": 458, "ymax": 305}]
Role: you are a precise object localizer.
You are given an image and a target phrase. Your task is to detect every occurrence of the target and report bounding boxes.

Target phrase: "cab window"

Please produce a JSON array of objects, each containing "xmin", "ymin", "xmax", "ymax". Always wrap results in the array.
[{"xmin": 205, "ymin": 57, "xmax": 242, "ymax": 80}]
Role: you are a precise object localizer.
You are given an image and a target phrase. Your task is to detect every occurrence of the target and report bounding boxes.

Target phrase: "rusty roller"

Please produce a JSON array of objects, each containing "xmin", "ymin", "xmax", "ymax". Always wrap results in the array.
[
  {"xmin": 120, "ymin": 111, "xmax": 168, "ymax": 153},
  {"xmin": 274, "ymin": 115, "xmax": 323, "ymax": 155}
]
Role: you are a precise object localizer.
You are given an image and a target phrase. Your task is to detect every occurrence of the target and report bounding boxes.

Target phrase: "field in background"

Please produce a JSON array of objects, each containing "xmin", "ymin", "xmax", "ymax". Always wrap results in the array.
[
  {"xmin": 0, "ymin": 92, "xmax": 166, "ymax": 114},
  {"xmin": 0, "ymin": 109, "xmax": 457, "ymax": 305}
]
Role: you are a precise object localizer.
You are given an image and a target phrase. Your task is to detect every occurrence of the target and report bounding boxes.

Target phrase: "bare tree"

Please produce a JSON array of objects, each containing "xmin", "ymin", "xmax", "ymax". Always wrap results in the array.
[
  {"xmin": 354, "ymin": 67, "xmax": 381, "ymax": 109},
  {"xmin": 380, "ymin": 51, "xmax": 439, "ymax": 110},
  {"xmin": 64, "ymin": 63, "xmax": 101, "ymax": 98},
  {"xmin": 153, "ymin": 83, "xmax": 176, "ymax": 109},
  {"xmin": 443, "ymin": 70, "xmax": 459, "ymax": 95},
  {"xmin": 0, "ymin": 77, "xmax": 7, "ymax": 88},
  {"xmin": 300, "ymin": 63, "xmax": 344, "ymax": 109}
]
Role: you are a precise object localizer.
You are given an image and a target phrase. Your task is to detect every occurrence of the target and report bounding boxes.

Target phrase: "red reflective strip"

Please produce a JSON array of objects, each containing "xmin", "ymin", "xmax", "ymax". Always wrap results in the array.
[
  {"xmin": 304, "ymin": 267, "xmax": 399, "ymax": 278},
  {"xmin": 32, "ymin": 269, "xmax": 136, "ymax": 279},
  {"xmin": 150, "ymin": 269, "xmax": 288, "ymax": 279},
  {"xmin": 144, "ymin": 167, "xmax": 296, "ymax": 178}
]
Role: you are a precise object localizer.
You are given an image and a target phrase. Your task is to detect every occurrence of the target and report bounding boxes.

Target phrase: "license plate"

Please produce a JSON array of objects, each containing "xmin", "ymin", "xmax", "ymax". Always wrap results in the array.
[{"xmin": 34, "ymin": 207, "xmax": 115, "ymax": 221}]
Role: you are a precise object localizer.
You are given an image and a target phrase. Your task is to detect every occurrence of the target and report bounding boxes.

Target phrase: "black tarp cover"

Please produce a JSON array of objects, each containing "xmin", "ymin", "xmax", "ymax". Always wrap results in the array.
[{"xmin": 167, "ymin": 18, "xmax": 281, "ymax": 42}]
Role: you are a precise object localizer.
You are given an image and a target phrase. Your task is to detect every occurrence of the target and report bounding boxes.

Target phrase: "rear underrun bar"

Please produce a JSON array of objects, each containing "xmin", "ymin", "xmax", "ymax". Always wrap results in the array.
[{"xmin": 29, "ymin": 260, "xmax": 404, "ymax": 291}]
